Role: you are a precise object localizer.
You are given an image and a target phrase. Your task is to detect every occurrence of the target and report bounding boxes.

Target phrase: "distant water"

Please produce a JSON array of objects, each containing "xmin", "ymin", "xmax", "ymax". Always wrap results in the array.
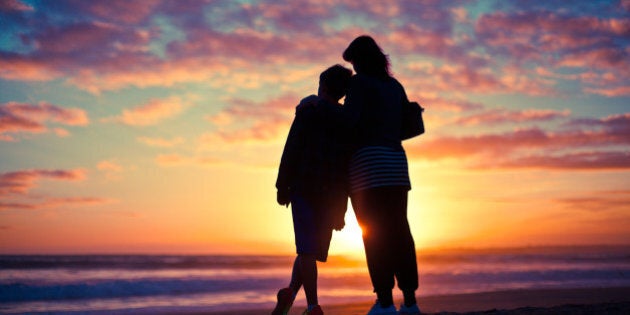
[{"xmin": 1, "ymin": 246, "xmax": 629, "ymax": 314}]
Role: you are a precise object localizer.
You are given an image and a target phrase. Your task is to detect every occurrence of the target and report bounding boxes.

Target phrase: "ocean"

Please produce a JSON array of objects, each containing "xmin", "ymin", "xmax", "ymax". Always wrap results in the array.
[{"xmin": 1, "ymin": 246, "xmax": 629, "ymax": 314}]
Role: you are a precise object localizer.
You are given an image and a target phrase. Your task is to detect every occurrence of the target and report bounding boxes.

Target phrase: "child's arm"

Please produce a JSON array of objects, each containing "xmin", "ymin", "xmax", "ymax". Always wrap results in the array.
[{"xmin": 275, "ymin": 111, "xmax": 307, "ymax": 207}]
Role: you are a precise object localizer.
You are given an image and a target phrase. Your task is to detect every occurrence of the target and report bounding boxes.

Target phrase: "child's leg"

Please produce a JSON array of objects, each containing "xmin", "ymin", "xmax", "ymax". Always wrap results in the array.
[
  {"xmin": 289, "ymin": 255, "xmax": 302, "ymax": 294},
  {"xmin": 298, "ymin": 253, "xmax": 318, "ymax": 307}
]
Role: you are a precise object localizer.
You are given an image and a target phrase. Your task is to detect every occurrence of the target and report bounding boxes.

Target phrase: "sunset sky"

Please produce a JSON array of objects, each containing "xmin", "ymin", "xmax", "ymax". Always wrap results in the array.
[{"xmin": 1, "ymin": 0, "xmax": 629, "ymax": 255}]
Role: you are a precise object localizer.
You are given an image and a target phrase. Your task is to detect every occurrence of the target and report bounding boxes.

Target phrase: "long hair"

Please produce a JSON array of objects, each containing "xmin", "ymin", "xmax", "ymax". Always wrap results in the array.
[{"xmin": 342, "ymin": 35, "xmax": 391, "ymax": 78}]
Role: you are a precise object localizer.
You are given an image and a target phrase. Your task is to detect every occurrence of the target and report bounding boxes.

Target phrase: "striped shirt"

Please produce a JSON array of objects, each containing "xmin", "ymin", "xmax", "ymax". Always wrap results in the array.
[{"xmin": 348, "ymin": 146, "xmax": 411, "ymax": 193}]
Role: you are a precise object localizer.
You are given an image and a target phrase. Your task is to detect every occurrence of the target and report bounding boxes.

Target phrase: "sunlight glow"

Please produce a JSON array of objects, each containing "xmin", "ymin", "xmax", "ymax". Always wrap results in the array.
[{"xmin": 330, "ymin": 208, "xmax": 365, "ymax": 257}]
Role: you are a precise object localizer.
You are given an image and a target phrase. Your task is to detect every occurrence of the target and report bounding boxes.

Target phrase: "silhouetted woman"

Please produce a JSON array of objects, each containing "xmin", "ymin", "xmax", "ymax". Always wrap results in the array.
[{"xmin": 342, "ymin": 35, "xmax": 420, "ymax": 315}]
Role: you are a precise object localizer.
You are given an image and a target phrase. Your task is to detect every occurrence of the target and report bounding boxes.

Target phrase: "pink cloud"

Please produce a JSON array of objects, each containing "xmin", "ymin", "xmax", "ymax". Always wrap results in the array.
[
  {"xmin": 0, "ymin": 0, "xmax": 32, "ymax": 12},
  {"xmin": 485, "ymin": 151, "xmax": 630, "ymax": 170},
  {"xmin": 0, "ymin": 1, "xmax": 627, "ymax": 100},
  {"xmin": 0, "ymin": 169, "xmax": 86, "ymax": 196},
  {"xmin": 206, "ymin": 93, "xmax": 298, "ymax": 143},
  {"xmin": 408, "ymin": 128, "xmax": 550, "ymax": 160},
  {"xmin": 400, "ymin": 61, "xmax": 556, "ymax": 96},
  {"xmin": 0, "ymin": 102, "xmax": 89, "ymax": 141},
  {"xmin": 414, "ymin": 96, "xmax": 483, "ymax": 113},
  {"xmin": 407, "ymin": 112, "xmax": 630, "ymax": 169},
  {"xmin": 455, "ymin": 108, "xmax": 570, "ymax": 126},
  {"xmin": 0, "ymin": 197, "xmax": 112, "ymax": 211},
  {"xmin": 69, "ymin": 0, "xmax": 160, "ymax": 24},
  {"xmin": 0, "ymin": 58, "xmax": 60, "ymax": 81},
  {"xmin": 0, "ymin": 168, "xmax": 111, "ymax": 211},
  {"xmin": 474, "ymin": 10, "xmax": 629, "ymax": 95},
  {"xmin": 103, "ymin": 96, "xmax": 193, "ymax": 126}
]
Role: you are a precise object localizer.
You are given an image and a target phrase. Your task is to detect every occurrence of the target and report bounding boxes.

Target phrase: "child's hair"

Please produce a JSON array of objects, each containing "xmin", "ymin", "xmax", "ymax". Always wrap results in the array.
[{"xmin": 319, "ymin": 64, "xmax": 353, "ymax": 100}]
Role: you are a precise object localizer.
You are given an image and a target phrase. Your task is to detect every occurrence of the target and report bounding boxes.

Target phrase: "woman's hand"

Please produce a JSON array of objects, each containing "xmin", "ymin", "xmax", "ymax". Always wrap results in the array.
[{"xmin": 295, "ymin": 94, "xmax": 319, "ymax": 112}]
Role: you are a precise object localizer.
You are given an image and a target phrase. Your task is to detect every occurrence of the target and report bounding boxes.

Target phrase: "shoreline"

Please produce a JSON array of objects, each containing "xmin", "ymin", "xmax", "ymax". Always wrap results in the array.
[{"xmin": 196, "ymin": 286, "xmax": 630, "ymax": 315}]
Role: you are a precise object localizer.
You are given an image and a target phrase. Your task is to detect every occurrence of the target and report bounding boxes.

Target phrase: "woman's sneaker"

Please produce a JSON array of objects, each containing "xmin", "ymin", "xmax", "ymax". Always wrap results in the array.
[
  {"xmin": 302, "ymin": 305, "xmax": 324, "ymax": 315},
  {"xmin": 366, "ymin": 300, "xmax": 398, "ymax": 315},
  {"xmin": 398, "ymin": 303, "xmax": 421, "ymax": 315},
  {"xmin": 271, "ymin": 287, "xmax": 295, "ymax": 315}
]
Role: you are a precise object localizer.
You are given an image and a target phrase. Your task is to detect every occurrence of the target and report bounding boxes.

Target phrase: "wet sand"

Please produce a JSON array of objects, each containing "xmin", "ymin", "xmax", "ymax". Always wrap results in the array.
[{"xmin": 200, "ymin": 286, "xmax": 630, "ymax": 315}]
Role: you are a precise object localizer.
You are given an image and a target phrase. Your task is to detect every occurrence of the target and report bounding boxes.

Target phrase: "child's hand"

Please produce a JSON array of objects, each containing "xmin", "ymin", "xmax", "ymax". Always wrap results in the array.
[{"xmin": 277, "ymin": 189, "xmax": 290, "ymax": 208}]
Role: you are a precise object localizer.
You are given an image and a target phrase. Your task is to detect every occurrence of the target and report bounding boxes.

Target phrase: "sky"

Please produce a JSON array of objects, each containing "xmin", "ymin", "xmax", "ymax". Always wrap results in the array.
[{"xmin": 0, "ymin": 0, "xmax": 629, "ymax": 255}]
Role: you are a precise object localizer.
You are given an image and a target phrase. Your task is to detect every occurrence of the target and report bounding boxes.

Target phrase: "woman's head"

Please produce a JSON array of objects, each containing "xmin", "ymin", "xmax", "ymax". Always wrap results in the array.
[{"xmin": 342, "ymin": 35, "xmax": 390, "ymax": 77}]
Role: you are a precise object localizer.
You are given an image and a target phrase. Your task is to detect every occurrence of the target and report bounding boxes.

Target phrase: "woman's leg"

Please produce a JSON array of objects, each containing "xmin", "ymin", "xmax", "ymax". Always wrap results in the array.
[
  {"xmin": 352, "ymin": 186, "xmax": 418, "ymax": 306},
  {"xmin": 383, "ymin": 187, "xmax": 418, "ymax": 305},
  {"xmin": 351, "ymin": 188, "xmax": 396, "ymax": 306}
]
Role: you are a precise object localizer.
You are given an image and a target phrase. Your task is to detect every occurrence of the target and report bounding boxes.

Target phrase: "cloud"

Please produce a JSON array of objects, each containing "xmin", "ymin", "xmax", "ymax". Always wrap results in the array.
[
  {"xmin": 0, "ymin": 1, "xmax": 627, "ymax": 99},
  {"xmin": 0, "ymin": 168, "xmax": 114, "ymax": 211},
  {"xmin": 488, "ymin": 151, "xmax": 630, "ymax": 170},
  {"xmin": 97, "ymin": 160, "xmax": 124, "ymax": 180},
  {"xmin": 407, "ymin": 112, "xmax": 630, "ymax": 169},
  {"xmin": 155, "ymin": 154, "xmax": 188, "ymax": 166},
  {"xmin": 204, "ymin": 93, "xmax": 298, "ymax": 144},
  {"xmin": 0, "ymin": 0, "xmax": 33, "ymax": 12},
  {"xmin": 137, "ymin": 136, "xmax": 185, "ymax": 147},
  {"xmin": 103, "ymin": 95, "xmax": 193, "ymax": 126},
  {"xmin": 414, "ymin": 96, "xmax": 483, "ymax": 113},
  {"xmin": 455, "ymin": 108, "xmax": 570, "ymax": 126},
  {"xmin": 154, "ymin": 154, "xmax": 223, "ymax": 168},
  {"xmin": 0, "ymin": 102, "xmax": 89, "ymax": 141},
  {"xmin": 0, "ymin": 197, "xmax": 112, "ymax": 211},
  {"xmin": 474, "ymin": 9, "xmax": 629, "ymax": 96},
  {"xmin": 0, "ymin": 169, "xmax": 86, "ymax": 196},
  {"xmin": 400, "ymin": 61, "xmax": 556, "ymax": 97},
  {"xmin": 555, "ymin": 190, "xmax": 630, "ymax": 212}
]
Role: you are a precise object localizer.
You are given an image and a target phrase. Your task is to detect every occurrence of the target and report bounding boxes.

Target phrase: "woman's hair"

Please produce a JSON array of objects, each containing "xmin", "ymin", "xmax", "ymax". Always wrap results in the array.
[
  {"xmin": 342, "ymin": 35, "xmax": 391, "ymax": 78},
  {"xmin": 320, "ymin": 64, "xmax": 353, "ymax": 100}
]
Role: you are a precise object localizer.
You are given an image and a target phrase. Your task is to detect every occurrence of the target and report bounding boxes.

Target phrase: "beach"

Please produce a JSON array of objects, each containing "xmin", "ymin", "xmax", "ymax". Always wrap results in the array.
[
  {"xmin": 203, "ymin": 287, "xmax": 630, "ymax": 315},
  {"xmin": 2, "ymin": 248, "xmax": 629, "ymax": 314}
]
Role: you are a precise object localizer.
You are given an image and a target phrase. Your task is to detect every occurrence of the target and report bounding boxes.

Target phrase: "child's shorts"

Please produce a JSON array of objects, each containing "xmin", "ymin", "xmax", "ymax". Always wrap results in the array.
[{"xmin": 291, "ymin": 193, "xmax": 333, "ymax": 262}]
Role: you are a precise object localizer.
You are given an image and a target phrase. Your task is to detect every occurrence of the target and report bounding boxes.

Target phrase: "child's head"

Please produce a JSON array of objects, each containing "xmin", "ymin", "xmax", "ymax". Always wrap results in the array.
[{"xmin": 318, "ymin": 64, "xmax": 352, "ymax": 101}]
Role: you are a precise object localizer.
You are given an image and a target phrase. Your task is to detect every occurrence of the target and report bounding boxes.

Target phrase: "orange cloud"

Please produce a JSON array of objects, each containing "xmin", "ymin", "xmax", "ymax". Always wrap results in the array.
[
  {"xmin": 97, "ymin": 160, "xmax": 124, "ymax": 180},
  {"xmin": 103, "ymin": 96, "xmax": 193, "ymax": 126},
  {"xmin": 0, "ymin": 169, "xmax": 86, "ymax": 196},
  {"xmin": 555, "ymin": 190, "xmax": 630, "ymax": 212},
  {"xmin": 0, "ymin": 197, "xmax": 112, "ymax": 211},
  {"xmin": 137, "ymin": 136, "xmax": 185, "ymax": 147},
  {"xmin": 155, "ymin": 154, "xmax": 188, "ymax": 166}
]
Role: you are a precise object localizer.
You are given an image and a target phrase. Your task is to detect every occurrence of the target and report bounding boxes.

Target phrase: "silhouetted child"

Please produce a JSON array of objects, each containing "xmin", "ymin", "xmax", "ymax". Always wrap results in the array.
[{"xmin": 274, "ymin": 65, "xmax": 353, "ymax": 315}]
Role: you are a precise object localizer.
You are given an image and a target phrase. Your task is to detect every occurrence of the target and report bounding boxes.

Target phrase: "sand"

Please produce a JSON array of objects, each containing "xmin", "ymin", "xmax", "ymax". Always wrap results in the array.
[{"xmin": 199, "ymin": 287, "xmax": 630, "ymax": 315}]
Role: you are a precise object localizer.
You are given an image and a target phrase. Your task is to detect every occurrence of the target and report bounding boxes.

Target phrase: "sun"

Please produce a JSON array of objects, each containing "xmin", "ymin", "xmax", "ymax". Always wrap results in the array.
[{"xmin": 330, "ymin": 208, "xmax": 365, "ymax": 257}]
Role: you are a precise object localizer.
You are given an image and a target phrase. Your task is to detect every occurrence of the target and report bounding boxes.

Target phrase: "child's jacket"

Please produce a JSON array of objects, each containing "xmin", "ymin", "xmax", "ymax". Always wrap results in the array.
[{"xmin": 276, "ymin": 97, "xmax": 349, "ymax": 230}]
